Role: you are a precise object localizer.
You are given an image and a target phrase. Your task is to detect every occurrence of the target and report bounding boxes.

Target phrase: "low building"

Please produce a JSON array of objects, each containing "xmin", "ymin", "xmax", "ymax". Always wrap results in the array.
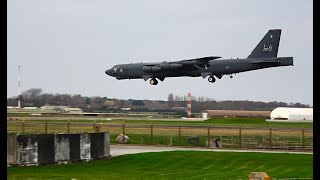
[
  {"xmin": 7, "ymin": 106, "xmax": 17, "ymax": 109},
  {"xmin": 40, "ymin": 106, "xmax": 68, "ymax": 112},
  {"xmin": 63, "ymin": 107, "xmax": 83, "ymax": 114},
  {"xmin": 22, "ymin": 107, "xmax": 40, "ymax": 110},
  {"xmin": 200, "ymin": 110, "xmax": 271, "ymax": 118},
  {"xmin": 120, "ymin": 107, "xmax": 131, "ymax": 111},
  {"xmin": 172, "ymin": 107, "xmax": 186, "ymax": 111},
  {"xmin": 270, "ymin": 107, "xmax": 313, "ymax": 121}
]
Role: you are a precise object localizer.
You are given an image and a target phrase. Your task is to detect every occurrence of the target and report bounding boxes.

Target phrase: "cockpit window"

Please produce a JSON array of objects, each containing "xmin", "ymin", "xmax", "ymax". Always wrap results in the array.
[{"xmin": 113, "ymin": 66, "xmax": 118, "ymax": 72}]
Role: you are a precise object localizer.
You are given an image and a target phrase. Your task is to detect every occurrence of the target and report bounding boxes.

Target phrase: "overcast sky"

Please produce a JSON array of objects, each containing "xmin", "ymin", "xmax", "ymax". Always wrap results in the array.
[{"xmin": 7, "ymin": 0, "xmax": 313, "ymax": 106}]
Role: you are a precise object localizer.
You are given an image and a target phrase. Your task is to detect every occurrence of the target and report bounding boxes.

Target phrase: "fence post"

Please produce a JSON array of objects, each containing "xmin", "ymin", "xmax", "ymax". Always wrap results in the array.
[
  {"xmin": 239, "ymin": 127, "xmax": 242, "ymax": 148},
  {"xmin": 207, "ymin": 127, "xmax": 211, "ymax": 148},
  {"xmin": 301, "ymin": 128, "xmax": 305, "ymax": 150},
  {"xmin": 45, "ymin": 121, "xmax": 48, "ymax": 134},
  {"xmin": 178, "ymin": 126, "xmax": 181, "ymax": 145},
  {"xmin": 122, "ymin": 121, "xmax": 126, "ymax": 136},
  {"xmin": 150, "ymin": 123, "xmax": 153, "ymax": 144},
  {"xmin": 22, "ymin": 120, "xmax": 25, "ymax": 134},
  {"xmin": 93, "ymin": 120, "xmax": 96, "ymax": 132},
  {"xmin": 269, "ymin": 127, "xmax": 272, "ymax": 149},
  {"xmin": 67, "ymin": 120, "xmax": 70, "ymax": 133}
]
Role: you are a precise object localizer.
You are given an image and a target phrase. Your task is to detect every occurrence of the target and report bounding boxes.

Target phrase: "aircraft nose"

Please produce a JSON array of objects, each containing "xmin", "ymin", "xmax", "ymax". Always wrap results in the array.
[{"xmin": 105, "ymin": 69, "xmax": 112, "ymax": 76}]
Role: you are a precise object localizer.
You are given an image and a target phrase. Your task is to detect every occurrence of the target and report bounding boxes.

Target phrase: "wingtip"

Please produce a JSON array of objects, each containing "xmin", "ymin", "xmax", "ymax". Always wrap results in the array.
[{"xmin": 270, "ymin": 29, "xmax": 282, "ymax": 31}]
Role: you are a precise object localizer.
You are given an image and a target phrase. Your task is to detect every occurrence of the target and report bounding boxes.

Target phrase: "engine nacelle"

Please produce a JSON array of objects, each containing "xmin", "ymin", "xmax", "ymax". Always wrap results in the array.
[
  {"xmin": 160, "ymin": 63, "xmax": 182, "ymax": 71},
  {"xmin": 143, "ymin": 63, "xmax": 182, "ymax": 73},
  {"xmin": 143, "ymin": 66, "xmax": 161, "ymax": 73}
]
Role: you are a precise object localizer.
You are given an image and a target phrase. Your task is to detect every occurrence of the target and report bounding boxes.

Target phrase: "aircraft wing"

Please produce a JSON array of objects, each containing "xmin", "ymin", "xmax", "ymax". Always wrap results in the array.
[
  {"xmin": 192, "ymin": 56, "xmax": 222, "ymax": 61},
  {"xmin": 142, "ymin": 56, "xmax": 221, "ymax": 73},
  {"xmin": 177, "ymin": 56, "xmax": 221, "ymax": 65},
  {"xmin": 143, "ymin": 56, "xmax": 221, "ymax": 66}
]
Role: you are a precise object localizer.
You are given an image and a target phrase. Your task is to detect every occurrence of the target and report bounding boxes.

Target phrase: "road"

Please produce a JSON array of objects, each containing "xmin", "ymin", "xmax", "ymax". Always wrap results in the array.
[{"xmin": 110, "ymin": 144, "xmax": 312, "ymax": 157}]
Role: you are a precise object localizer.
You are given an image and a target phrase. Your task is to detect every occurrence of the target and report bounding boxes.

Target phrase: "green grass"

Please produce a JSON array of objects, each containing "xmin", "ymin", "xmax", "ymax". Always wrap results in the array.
[
  {"xmin": 9, "ymin": 117, "xmax": 313, "ymax": 128},
  {"xmin": 7, "ymin": 151, "xmax": 312, "ymax": 180},
  {"xmin": 203, "ymin": 118, "xmax": 313, "ymax": 127}
]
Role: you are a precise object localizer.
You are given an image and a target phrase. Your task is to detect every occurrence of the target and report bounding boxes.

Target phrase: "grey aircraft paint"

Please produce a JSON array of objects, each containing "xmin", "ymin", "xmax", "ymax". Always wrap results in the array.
[{"xmin": 105, "ymin": 29, "xmax": 293, "ymax": 85}]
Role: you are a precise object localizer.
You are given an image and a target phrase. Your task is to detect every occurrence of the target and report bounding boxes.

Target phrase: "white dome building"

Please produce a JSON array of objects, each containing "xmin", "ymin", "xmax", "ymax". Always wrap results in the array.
[{"xmin": 270, "ymin": 107, "xmax": 313, "ymax": 121}]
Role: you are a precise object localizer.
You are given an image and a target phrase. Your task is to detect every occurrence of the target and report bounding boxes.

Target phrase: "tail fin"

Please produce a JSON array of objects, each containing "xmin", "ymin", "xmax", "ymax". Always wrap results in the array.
[{"xmin": 247, "ymin": 29, "xmax": 281, "ymax": 58}]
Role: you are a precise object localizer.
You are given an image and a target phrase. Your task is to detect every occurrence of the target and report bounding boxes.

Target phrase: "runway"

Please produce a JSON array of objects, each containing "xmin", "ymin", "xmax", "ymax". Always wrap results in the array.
[{"xmin": 110, "ymin": 144, "xmax": 313, "ymax": 157}]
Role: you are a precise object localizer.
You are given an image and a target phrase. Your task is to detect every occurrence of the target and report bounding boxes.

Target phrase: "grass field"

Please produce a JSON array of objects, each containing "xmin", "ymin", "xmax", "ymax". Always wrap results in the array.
[
  {"xmin": 7, "ymin": 117, "xmax": 313, "ymax": 128},
  {"xmin": 7, "ymin": 151, "xmax": 312, "ymax": 180}
]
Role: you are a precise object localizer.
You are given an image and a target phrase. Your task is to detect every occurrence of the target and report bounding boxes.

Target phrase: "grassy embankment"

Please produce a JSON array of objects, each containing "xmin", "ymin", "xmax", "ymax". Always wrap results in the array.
[{"xmin": 7, "ymin": 151, "xmax": 313, "ymax": 180}]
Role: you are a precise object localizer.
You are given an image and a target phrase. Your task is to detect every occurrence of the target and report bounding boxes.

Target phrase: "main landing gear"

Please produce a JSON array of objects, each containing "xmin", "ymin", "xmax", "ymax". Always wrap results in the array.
[
  {"xmin": 208, "ymin": 76, "xmax": 216, "ymax": 83},
  {"xmin": 149, "ymin": 78, "xmax": 158, "ymax": 85}
]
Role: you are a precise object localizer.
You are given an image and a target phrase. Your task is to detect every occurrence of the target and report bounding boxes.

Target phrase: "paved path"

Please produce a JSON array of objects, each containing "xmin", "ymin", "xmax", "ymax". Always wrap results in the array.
[{"xmin": 110, "ymin": 144, "xmax": 312, "ymax": 157}]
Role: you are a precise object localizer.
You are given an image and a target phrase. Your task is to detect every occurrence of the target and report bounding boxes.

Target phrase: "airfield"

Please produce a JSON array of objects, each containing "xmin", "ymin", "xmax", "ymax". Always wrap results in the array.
[
  {"xmin": 7, "ymin": 112, "xmax": 313, "ymax": 179},
  {"xmin": 110, "ymin": 144, "xmax": 312, "ymax": 157}
]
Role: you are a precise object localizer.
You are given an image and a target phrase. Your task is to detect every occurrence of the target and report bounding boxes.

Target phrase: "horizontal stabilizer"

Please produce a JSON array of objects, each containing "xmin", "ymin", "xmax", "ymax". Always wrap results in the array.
[{"xmin": 250, "ymin": 60, "xmax": 279, "ymax": 64}]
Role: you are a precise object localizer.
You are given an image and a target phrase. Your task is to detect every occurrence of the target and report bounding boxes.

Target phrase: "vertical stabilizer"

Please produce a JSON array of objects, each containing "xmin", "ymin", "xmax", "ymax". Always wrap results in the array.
[{"xmin": 248, "ymin": 29, "xmax": 281, "ymax": 58}]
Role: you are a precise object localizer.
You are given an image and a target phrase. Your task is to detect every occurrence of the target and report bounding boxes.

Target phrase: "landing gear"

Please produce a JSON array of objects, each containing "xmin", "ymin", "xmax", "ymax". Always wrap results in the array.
[
  {"xmin": 215, "ymin": 74, "xmax": 223, "ymax": 79},
  {"xmin": 149, "ymin": 78, "xmax": 158, "ymax": 85},
  {"xmin": 208, "ymin": 76, "xmax": 216, "ymax": 83},
  {"xmin": 230, "ymin": 75, "xmax": 233, "ymax": 78}
]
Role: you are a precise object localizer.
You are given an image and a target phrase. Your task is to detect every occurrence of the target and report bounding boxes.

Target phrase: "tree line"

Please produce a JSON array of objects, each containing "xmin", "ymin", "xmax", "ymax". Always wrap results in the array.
[{"xmin": 7, "ymin": 88, "xmax": 311, "ymax": 113}]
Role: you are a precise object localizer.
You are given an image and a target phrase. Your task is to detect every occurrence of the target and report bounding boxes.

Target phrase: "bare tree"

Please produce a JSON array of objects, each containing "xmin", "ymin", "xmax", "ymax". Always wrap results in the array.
[{"xmin": 22, "ymin": 88, "xmax": 42, "ymax": 100}]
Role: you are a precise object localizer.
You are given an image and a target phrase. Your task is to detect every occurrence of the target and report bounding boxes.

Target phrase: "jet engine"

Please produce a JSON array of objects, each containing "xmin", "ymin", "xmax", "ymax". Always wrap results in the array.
[
  {"xmin": 143, "ymin": 63, "xmax": 182, "ymax": 73},
  {"xmin": 160, "ymin": 63, "xmax": 182, "ymax": 71}
]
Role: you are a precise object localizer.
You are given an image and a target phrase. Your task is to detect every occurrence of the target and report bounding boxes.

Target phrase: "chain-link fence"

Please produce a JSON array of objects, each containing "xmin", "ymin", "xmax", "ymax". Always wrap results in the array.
[{"xmin": 7, "ymin": 121, "xmax": 312, "ymax": 151}]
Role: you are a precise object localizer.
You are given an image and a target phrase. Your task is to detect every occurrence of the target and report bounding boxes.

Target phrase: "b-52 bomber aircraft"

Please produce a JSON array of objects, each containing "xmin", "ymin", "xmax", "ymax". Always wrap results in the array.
[{"xmin": 105, "ymin": 29, "xmax": 293, "ymax": 85}]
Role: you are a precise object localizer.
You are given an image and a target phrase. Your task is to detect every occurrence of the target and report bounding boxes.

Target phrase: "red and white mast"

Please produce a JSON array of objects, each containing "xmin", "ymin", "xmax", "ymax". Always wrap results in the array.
[{"xmin": 187, "ymin": 92, "xmax": 191, "ymax": 118}]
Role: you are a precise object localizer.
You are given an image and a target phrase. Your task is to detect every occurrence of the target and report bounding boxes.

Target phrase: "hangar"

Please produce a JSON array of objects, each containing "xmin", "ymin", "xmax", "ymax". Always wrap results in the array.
[
  {"xmin": 200, "ymin": 110, "xmax": 271, "ymax": 118},
  {"xmin": 270, "ymin": 107, "xmax": 313, "ymax": 121}
]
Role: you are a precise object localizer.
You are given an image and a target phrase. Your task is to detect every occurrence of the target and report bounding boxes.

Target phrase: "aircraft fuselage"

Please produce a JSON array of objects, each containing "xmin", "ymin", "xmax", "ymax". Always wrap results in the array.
[
  {"xmin": 105, "ymin": 57, "xmax": 293, "ymax": 80},
  {"xmin": 105, "ymin": 29, "xmax": 294, "ymax": 85}
]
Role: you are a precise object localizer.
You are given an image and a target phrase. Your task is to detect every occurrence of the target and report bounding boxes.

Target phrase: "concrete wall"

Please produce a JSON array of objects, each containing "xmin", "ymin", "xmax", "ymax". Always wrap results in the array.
[
  {"xmin": 90, "ymin": 133, "xmax": 105, "ymax": 159},
  {"xmin": 80, "ymin": 133, "xmax": 91, "ymax": 160},
  {"xmin": 7, "ymin": 132, "xmax": 110, "ymax": 166},
  {"xmin": 69, "ymin": 134, "xmax": 81, "ymax": 161},
  {"xmin": 7, "ymin": 135, "xmax": 17, "ymax": 165},
  {"xmin": 38, "ymin": 134, "xmax": 55, "ymax": 164},
  {"xmin": 104, "ymin": 132, "xmax": 110, "ymax": 157},
  {"xmin": 17, "ymin": 135, "xmax": 38, "ymax": 165},
  {"xmin": 55, "ymin": 134, "xmax": 70, "ymax": 162}
]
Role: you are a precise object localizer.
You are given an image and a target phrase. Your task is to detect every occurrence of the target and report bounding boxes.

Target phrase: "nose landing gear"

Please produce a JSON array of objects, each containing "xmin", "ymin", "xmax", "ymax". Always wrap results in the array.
[
  {"xmin": 149, "ymin": 78, "xmax": 158, "ymax": 85},
  {"xmin": 208, "ymin": 76, "xmax": 216, "ymax": 83}
]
